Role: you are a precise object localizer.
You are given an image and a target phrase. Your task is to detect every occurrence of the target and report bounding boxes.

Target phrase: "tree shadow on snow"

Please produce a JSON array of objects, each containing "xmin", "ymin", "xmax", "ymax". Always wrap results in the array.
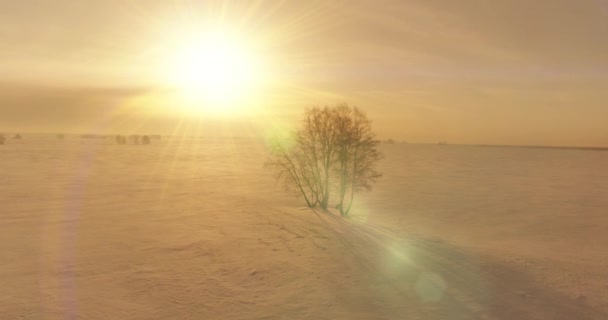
[{"xmin": 309, "ymin": 209, "xmax": 607, "ymax": 320}]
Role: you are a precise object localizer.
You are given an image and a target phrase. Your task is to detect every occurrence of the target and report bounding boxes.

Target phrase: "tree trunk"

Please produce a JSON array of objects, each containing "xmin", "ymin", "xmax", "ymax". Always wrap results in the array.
[
  {"xmin": 320, "ymin": 192, "xmax": 329, "ymax": 211},
  {"xmin": 338, "ymin": 174, "xmax": 347, "ymax": 216},
  {"xmin": 344, "ymin": 146, "xmax": 359, "ymax": 216},
  {"xmin": 345, "ymin": 183, "xmax": 355, "ymax": 216}
]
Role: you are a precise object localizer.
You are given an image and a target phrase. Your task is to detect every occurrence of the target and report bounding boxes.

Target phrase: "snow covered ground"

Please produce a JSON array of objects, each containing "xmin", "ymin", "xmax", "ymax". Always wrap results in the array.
[{"xmin": 1, "ymin": 136, "xmax": 607, "ymax": 319}]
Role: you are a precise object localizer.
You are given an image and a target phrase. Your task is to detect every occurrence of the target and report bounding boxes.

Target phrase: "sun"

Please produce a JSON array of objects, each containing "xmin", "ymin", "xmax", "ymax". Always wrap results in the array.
[{"xmin": 166, "ymin": 30, "xmax": 263, "ymax": 114}]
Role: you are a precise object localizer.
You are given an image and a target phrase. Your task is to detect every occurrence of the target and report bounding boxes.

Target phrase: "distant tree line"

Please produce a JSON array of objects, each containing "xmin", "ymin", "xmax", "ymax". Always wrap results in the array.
[
  {"xmin": 115, "ymin": 135, "xmax": 159, "ymax": 145},
  {"xmin": 0, "ymin": 133, "xmax": 21, "ymax": 144},
  {"xmin": 0, "ymin": 133, "xmax": 163, "ymax": 145}
]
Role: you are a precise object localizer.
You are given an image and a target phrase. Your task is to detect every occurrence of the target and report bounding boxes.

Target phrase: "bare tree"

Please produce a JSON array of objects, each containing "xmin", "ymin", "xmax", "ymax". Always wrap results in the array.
[
  {"xmin": 297, "ymin": 106, "xmax": 343, "ymax": 210},
  {"xmin": 337, "ymin": 108, "xmax": 383, "ymax": 216},
  {"xmin": 265, "ymin": 138, "xmax": 320, "ymax": 208},
  {"xmin": 266, "ymin": 104, "xmax": 382, "ymax": 215},
  {"xmin": 333, "ymin": 105, "xmax": 355, "ymax": 214}
]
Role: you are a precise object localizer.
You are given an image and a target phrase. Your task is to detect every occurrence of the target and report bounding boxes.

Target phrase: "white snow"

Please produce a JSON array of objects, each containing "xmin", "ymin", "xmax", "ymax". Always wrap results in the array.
[{"xmin": 1, "ymin": 136, "xmax": 607, "ymax": 319}]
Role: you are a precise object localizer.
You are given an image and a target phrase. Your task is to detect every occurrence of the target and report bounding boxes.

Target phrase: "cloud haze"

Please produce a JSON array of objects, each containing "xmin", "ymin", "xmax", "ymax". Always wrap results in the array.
[{"xmin": 1, "ymin": 0, "xmax": 607, "ymax": 146}]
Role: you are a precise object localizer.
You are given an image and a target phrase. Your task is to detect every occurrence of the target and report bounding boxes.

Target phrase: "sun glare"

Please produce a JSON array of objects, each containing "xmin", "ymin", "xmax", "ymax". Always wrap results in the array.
[{"xmin": 166, "ymin": 30, "xmax": 263, "ymax": 114}]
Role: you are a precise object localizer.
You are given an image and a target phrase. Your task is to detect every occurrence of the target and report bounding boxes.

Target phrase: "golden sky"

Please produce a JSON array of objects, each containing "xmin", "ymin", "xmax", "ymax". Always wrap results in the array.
[{"xmin": 1, "ymin": 0, "xmax": 607, "ymax": 146}]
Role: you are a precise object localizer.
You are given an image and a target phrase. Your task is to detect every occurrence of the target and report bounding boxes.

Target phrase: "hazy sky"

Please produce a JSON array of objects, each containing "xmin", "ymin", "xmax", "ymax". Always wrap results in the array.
[{"xmin": 1, "ymin": 0, "xmax": 607, "ymax": 146}]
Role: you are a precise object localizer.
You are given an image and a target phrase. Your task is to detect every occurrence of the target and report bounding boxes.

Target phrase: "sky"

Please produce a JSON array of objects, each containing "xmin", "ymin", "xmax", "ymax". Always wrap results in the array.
[{"xmin": 1, "ymin": 0, "xmax": 607, "ymax": 146}]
